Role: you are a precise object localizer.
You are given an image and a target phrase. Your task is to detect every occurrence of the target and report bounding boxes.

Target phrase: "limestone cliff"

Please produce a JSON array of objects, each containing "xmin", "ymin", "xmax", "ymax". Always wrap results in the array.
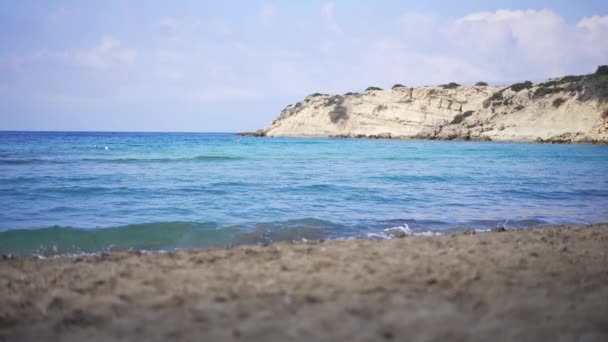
[{"xmin": 250, "ymin": 68, "xmax": 608, "ymax": 143}]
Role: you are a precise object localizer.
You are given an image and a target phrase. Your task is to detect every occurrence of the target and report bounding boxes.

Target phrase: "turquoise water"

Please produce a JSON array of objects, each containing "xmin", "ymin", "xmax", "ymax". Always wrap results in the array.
[{"xmin": 1, "ymin": 131, "xmax": 607, "ymax": 255}]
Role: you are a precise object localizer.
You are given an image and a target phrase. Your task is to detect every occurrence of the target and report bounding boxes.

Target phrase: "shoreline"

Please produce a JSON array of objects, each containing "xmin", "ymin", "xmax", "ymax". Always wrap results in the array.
[
  {"xmin": 0, "ymin": 220, "xmax": 600, "ymax": 258},
  {"xmin": 1, "ymin": 223, "xmax": 607, "ymax": 341},
  {"xmin": 238, "ymin": 131, "xmax": 608, "ymax": 145}
]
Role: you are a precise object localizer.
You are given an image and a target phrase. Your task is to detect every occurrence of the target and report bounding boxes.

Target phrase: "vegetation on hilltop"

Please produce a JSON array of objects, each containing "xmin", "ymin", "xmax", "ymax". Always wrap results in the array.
[
  {"xmin": 482, "ymin": 66, "xmax": 608, "ymax": 107},
  {"xmin": 439, "ymin": 82, "xmax": 461, "ymax": 89},
  {"xmin": 305, "ymin": 65, "xmax": 608, "ymax": 113},
  {"xmin": 509, "ymin": 81, "xmax": 533, "ymax": 92}
]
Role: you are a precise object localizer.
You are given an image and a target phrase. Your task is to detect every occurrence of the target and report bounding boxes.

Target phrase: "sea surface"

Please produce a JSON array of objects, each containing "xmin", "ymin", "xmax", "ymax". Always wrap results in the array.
[{"xmin": 1, "ymin": 131, "xmax": 607, "ymax": 255}]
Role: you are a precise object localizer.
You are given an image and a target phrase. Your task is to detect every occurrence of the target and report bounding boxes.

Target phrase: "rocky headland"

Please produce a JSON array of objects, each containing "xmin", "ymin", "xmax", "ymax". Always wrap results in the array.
[{"xmin": 244, "ymin": 66, "xmax": 608, "ymax": 143}]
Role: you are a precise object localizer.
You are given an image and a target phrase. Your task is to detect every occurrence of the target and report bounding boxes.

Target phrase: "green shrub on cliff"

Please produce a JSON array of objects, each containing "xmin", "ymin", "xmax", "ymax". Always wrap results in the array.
[
  {"xmin": 450, "ymin": 110, "xmax": 474, "ymax": 124},
  {"xmin": 392, "ymin": 84, "xmax": 406, "ymax": 89},
  {"xmin": 365, "ymin": 86, "xmax": 383, "ymax": 91},
  {"xmin": 552, "ymin": 98, "xmax": 566, "ymax": 108},
  {"xmin": 475, "ymin": 81, "xmax": 488, "ymax": 86},
  {"xmin": 509, "ymin": 81, "xmax": 533, "ymax": 92},
  {"xmin": 308, "ymin": 93, "xmax": 325, "ymax": 98},
  {"xmin": 596, "ymin": 65, "xmax": 608, "ymax": 75},
  {"xmin": 375, "ymin": 104, "xmax": 388, "ymax": 112},
  {"xmin": 489, "ymin": 89, "xmax": 505, "ymax": 102},
  {"xmin": 560, "ymin": 75, "xmax": 585, "ymax": 83},
  {"xmin": 537, "ymin": 75, "xmax": 584, "ymax": 88},
  {"xmin": 534, "ymin": 86, "xmax": 564, "ymax": 98},
  {"xmin": 439, "ymin": 82, "xmax": 461, "ymax": 89},
  {"xmin": 328, "ymin": 105, "xmax": 348, "ymax": 123}
]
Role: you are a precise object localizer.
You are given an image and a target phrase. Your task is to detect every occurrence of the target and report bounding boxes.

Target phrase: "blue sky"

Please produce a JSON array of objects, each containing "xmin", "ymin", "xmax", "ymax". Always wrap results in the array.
[{"xmin": 1, "ymin": 1, "xmax": 607, "ymax": 132}]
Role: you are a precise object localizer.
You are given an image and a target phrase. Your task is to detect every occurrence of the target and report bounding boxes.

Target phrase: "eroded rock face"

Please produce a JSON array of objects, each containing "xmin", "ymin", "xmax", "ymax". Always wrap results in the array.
[{"xmin": 257, "ymin": 74, "xmax": 608, "ymax": 144}]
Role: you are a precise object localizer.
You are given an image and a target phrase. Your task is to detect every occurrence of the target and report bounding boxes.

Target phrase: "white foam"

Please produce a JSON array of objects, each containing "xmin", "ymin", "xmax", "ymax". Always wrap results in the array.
[
  {"xmin": 384, "ymin": 224, "xmax": 413, "ymax": 237},
  {"xmin": 413, "ymin": 230, "xmax": 442, "ymax": 237},
  {"xmin": 367, "ymin": 224, "xmax": 442, "ymax": 239}
]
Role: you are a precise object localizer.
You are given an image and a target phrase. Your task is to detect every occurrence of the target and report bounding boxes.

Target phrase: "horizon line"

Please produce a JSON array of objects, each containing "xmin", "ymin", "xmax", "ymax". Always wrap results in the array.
[{"xmin": 0, "ymin": 130, "xmax": 241, "ymax": 134}]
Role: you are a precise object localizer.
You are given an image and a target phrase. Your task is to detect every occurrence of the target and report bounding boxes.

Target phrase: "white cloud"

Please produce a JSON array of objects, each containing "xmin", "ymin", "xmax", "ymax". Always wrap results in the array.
[
  {"xmin": 207, "ymin": 19, "xmax": 231, "ymax": 35},
  {"xmin": 577, "ymin": 15, "xmax": 608, "ymax": 31},
  {"xmin": 455, "ymin": 10, "xmax": 567, "ymax": 51},
  {"xmin": 321, "ymin": 2, "xmax": 341, "ymax": 34},
  {"xmin": 159, "ymin": 18, "xmax": 180, "ymax": 33},
  {"xmin": 398, "ymin": 12, "xmax": 436, "ymax": 34},
  {"xmin": 457, "ymin": 9, "xmax": 540, "ymax": 23},
  {"xmin": 576, "ymin": 15, "xmax": 608, "ymax": 60},
  {"xmin": 382, "ymin": 9, "xmax": 608, "ymax": 82},
  {"xmin": 47, "ymin": 7, "xmax": 73, "ymax": 25},
  {"xmin": 321, "ymin": 2, "xmax": 334, "ymax": 19},
  {"xmin": 181, "ymin": 86, "xmax": 261, "ymax": 103},
  {"xmin": 319, "ymin": 40, "xmax": 335, "ymax": 54},
  {"xmin": 71, "ymin": 36, "xmax": 137, "ymax": 69},
  {"xmin": 0, "ymin": 36, "xmax": 134, "ymax": 73},
  {"xmin": 451, "ymin": 10, "xmax": 569, "ymax": 74},
  {"xmin": 159, "ymin": 17, "xmax": 207, "ymax": 41},
  {"xmin": 261, "ymin": 3, "xmax": 276, "ymax": 28}
]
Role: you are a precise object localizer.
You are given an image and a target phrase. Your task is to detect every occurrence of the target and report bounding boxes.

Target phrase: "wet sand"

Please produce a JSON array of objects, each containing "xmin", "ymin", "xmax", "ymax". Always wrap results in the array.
[{"xmin": 1, "ymin": 223, "xmax": 608, "ymax": 341}]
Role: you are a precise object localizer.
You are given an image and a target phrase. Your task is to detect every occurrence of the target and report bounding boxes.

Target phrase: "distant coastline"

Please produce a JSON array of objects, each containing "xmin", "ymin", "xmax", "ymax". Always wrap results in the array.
[{"xmin": 243, "ymin": 66, "xmax": 608, "ymax": 144}]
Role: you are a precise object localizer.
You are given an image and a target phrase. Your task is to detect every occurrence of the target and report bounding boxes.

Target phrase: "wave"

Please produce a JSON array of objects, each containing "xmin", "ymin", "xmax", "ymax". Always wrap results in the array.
[
  {"xmin": 0, "ymin": 158, "xmax": 67, "ymax": 165},
  {"xmin": 503, "ymin": 188, "xmax": 608, "ymax": 200},
  {"xmin": 0, "ymin": 218, "xmax": 343, "ymax": 256},
  {"xmin": 0, "ymin": 155, "xmax": 243, "ymax": 166},
  {"xmin": 372, "ymin": 174, "xmax": 449, "ymax": 182},
  {"xmin": 80, "ymin": 155, "xmax": 243, "ymax": 163},
  {"xmin": 0, "ymin": 217, "xmax": 560, "ymax": 257},
  {"xmin": 366, "ymin": 224, "xmax": 442, "ymax": 239},
  {"xmin": 466, "ymin": 218, "xmax": 547, "ymax": 228}
]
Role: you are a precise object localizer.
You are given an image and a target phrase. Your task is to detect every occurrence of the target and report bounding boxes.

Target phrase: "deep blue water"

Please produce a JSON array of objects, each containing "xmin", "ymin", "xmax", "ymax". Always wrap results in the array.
[{"xmin": 1, "ymin": 131, "xmax": 607, "ymax": 255}]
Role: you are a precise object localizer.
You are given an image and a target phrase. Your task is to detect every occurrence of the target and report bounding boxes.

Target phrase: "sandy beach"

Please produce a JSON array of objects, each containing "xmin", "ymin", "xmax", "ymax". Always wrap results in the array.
[{"xmin": 1, "ymin": 223, "xmax": 607, "ymax": 341}]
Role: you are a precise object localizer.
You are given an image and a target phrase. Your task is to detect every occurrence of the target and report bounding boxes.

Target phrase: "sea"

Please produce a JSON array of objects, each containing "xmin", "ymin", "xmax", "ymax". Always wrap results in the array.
[{"xmin": 1, "ymin": 131, "xmax": 607, "ymax": 256}]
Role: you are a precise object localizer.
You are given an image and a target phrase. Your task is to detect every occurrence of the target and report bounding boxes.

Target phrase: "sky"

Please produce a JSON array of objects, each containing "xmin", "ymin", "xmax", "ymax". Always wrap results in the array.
[{"xmin": 1, "ymin": 1, "xmax": 607, "ymax": 132}]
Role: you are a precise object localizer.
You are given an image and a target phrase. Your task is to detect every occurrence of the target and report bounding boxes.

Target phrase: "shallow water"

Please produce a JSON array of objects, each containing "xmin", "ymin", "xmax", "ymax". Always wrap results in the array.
[{"xmin": 1, "ymin": 131, "xmax": 607, "ymax": 255}]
